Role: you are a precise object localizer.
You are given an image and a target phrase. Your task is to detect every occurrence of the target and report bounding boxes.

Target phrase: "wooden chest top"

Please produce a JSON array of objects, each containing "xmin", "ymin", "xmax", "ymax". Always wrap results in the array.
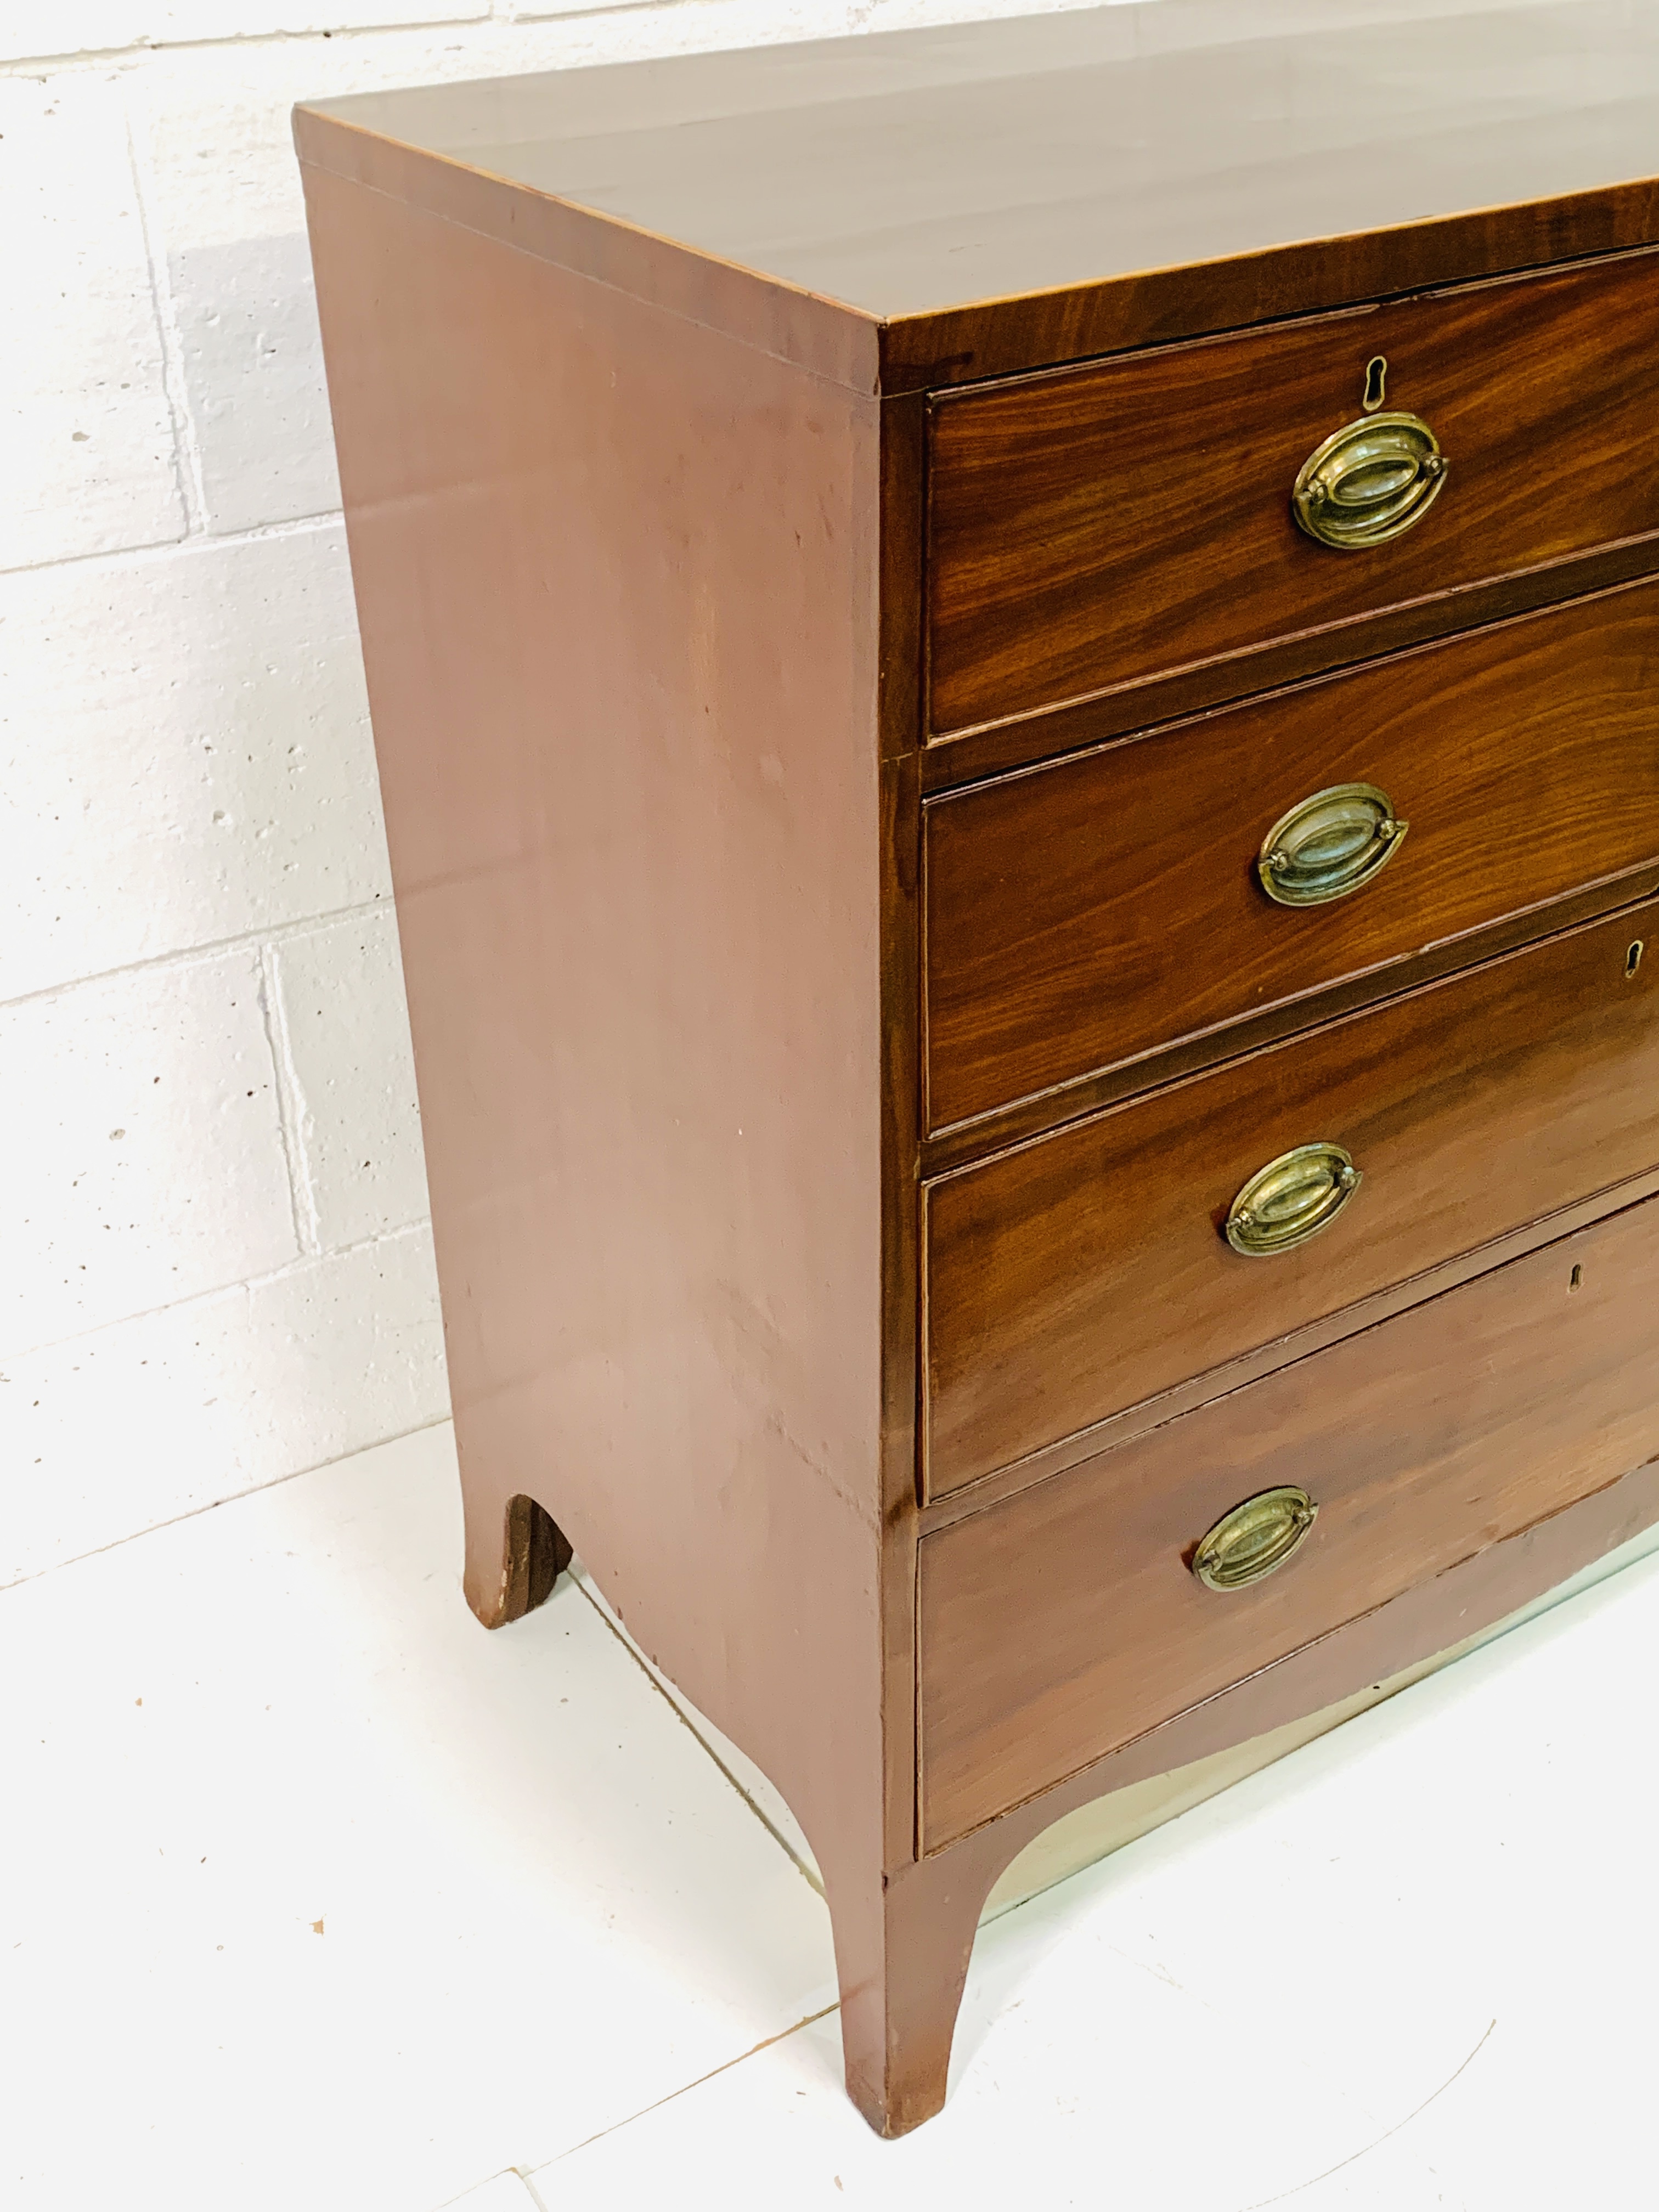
[{"xmin": 297, "ymin": 0, "xmax": 1659, "ymax": 391}]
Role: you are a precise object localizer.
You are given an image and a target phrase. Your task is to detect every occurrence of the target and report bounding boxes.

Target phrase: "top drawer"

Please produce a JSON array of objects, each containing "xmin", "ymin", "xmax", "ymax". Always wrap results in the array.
[{"xmin": 927, "ymin": 249, "xmax": 1659, "ymax": 735}]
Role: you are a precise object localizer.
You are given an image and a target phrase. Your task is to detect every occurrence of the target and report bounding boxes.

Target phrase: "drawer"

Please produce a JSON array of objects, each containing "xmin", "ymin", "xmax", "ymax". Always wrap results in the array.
[
  {"xmin": 924, "ymin": 579, "xmax": 1659, "ymax": 1135},
  {"xmin": 928, "ymin": 249, "xmax": 1659, "ymax": 736},
  {"xmin": 926, "ymin": 899, "xmax": 1659, "ymax": 1498},
  {"xmin": 919, "ymin": 1190, "xmax": 1659, "ymax": 1850}
]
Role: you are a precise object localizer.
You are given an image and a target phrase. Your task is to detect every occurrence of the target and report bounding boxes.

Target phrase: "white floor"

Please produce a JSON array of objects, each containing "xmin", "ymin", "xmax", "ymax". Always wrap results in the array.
[{"xmin": 4, "ymin": 1425, "xmax": 1656, "ymax": 2212}]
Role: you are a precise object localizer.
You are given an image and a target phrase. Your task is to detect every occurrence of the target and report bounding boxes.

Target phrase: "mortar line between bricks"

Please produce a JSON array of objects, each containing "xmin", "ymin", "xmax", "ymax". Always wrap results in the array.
[
  {"xmin": 477, "ymin": 0, "xmax": 722, "ymax": 31},
  {"xmin": 258, "ymin": 940, "xmax": 326, "ymax": 1258},
  {"xmin": 0, "ymin": 14, "xmax": 499, "ymax": 71},
  {"xmin": 0, "ymin": 1217, "xmax": 433, "ymax": 1370},
  {"xmin": 0, "ymin": 1413, "xmax": 453, "ymax": 1597},
  {"xmin": 0, "ymin": 895, "xmax": 394, "ymax": 1016},
  {"xmin": 0, "ymin": 507, "xmax": 348, "ymax": 582},
  {"xmin": 123, "ymin": 108, "xmax": 210, "ymax": 537},
  {"xmin": 0, "ymin": 0, "xmax": 878, "ymax": 87}
]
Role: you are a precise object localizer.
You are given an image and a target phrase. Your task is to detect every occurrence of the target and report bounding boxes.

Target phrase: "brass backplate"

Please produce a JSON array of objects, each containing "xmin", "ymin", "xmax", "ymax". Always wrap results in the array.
[
  {"xmin": 1292, "ymin": 409, "xmax": 1447, "ymax": 549},
  {"xmin": 1193, "ymin": 1486, "xmax": 1319, "ymax": 1592},
  {"xmin": 1225, "ymin": 1141, "xmax": 1362, "ymax": 1257},
  {"xmin": 1259, "ymin": 782, "xmax": 1408, "ymax": 907}
]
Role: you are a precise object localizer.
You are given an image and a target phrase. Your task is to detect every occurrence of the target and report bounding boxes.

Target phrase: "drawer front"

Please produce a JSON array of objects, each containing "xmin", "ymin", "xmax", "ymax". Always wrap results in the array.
[
  {"xmin": 928, "ymin": 250, "xmax": 1659, "ymax": 735},
  {"xmin": 924, "ymin": 580, "xmax": 1659, "ymax": 1136},
  {"xmin": 926, "ymin": 900, "xmax": 1659, "ymax": 1498},
  {"xmin": 919, "ymin": 1193, "xmax": 1659, "ymax": 1850}
]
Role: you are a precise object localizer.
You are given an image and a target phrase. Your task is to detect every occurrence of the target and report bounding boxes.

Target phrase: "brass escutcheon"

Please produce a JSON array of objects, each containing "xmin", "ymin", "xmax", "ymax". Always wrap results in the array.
[
  {"xmin": 1192, "ymin": 1486, "xmax": 1319, "ymax": 1592},
  {"xmin": 1259, "ymin": 782, "xmax": 1408, "ymax": 907},
  {"xmin": 1292, "ymin": 409, "xmax": 1447, "ymax": 549},
  {"xmin": 1226, "ymin": 1141, "xmax": 1362, "ymax": 1257}
]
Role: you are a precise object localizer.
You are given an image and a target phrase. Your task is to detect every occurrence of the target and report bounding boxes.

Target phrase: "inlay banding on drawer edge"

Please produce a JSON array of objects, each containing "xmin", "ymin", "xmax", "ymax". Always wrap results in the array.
[
  {"xmin": 924, "ymin": 577, "xmax": 1659, "ymax": 1136},
  {"xmin": 924, "ymin": 898, "xmax": 1659, "ymax": 1500},
  {"xmin": 918, "ymin": 1192, "xmax": 1659, "ymax": 1851},
  {"xmin": 927, "ymin": 245, "xmax": 1659, "ymax": 735}
]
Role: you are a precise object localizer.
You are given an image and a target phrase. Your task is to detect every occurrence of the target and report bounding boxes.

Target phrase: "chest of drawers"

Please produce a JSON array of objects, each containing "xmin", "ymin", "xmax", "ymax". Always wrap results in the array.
[{"xmin": 297, "ymin": 0, "xmax": 1659, "ymax": 2136}]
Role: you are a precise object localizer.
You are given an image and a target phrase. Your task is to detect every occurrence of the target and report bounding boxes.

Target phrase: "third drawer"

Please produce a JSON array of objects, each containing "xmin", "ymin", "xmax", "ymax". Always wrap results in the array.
[{"xmin": 924, "ymin": 896, "xmax": 1659, "ymax": 1499}]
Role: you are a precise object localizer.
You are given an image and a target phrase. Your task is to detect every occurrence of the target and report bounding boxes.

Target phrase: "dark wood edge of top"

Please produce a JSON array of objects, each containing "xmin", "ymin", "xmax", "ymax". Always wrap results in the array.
[
  {"xmin": 293, "ymin": 105, "xmax": 1659, "ymax": 403},
  {"xmin": 292, "ymin": 105, "xmax": 883, "ymax": 396},
  {"xmin": 920, "ymin": 1156, "xmax": 1659, "ymax": 1533},
  {"xmin": 912, "ymin": 1441, "xmax": 1659, "ymax": 1859},
  {"xmin": 884, "ymin": 178, "xmax": 1659, "ymax": 394}
]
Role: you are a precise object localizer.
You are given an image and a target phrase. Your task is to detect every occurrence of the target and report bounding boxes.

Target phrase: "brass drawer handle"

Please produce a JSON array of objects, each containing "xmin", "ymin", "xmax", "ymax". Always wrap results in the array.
[
  {"xmin": 1193, "ymin": 1486, "xmax": 1319, "ymax": 1592},
  {"xmin": 1259, "ymin": 782, "xmax": 1408, "ymax": 907},
  {"xmin": 1292, "ymin": 410, "xmax": 1447, "ymax": 549},
  {"xmin": 1225, "ymin": 1141, "xmax": 1362, "ymax": 1257}
]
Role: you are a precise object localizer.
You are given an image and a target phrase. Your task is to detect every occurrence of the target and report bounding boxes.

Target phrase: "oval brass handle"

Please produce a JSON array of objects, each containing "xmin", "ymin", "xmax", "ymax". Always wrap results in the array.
[
  {"xmin": 1193, "ymin": 1486, "xmax": 1319, "ymax": 1592},
  {"xmin": 1259, "ymin": 782, "xmax": 1408, "ymax": 907},
  {"xmin": 1225, "ymin": 1142, "xmax": 1362, "ymax": 1258},
  {"xmin": 1292, "ymin": 410, "xmax": 1447, "ymax": 550}
]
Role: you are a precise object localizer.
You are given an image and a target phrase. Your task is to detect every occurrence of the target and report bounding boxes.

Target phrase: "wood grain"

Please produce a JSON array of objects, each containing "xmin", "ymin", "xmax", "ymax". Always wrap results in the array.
[
  {"xmin": 923, "ymin": 1159, "xmax": 1659, "ymax": 1531},
  {"xmin": 927, "ymin": 899, "xmax": 1659, "ymax": 1497},
  {"xmin": 924, "ymin": 877, "xmax": 1659, "ymax": 1175},
  {"xmin": 928, "ymin": 251, "xmax": 1659, "ymax": 732},
  {"xmin": 924, "ymin": 578, "xmax": 1659, "ymax": 1134},
  {"xmin": 882, "ymin": 189, "xmax": 1659, "ymax": 395},
  {"xmin": 919, "ymin": 537, "xmax": 1659, "ymax": 795},
  {"xmin": 920, "ymin": 1191, "xmax": 1659, "ymax": 1849}
]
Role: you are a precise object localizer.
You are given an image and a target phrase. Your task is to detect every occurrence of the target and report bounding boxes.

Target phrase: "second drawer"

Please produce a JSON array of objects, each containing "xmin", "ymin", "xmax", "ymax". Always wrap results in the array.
[
  {"xmin": 924, "ymin": 578, "xmax": 1659, "ymax": 1135},
  {"xmin": 925, "ymin": 898, "xmax": 1659, "ymax": 1498}
]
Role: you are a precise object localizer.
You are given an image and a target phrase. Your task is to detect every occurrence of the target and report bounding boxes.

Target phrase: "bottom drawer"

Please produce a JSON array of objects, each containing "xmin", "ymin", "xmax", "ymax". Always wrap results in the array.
[{"xmin": 918, "ymin": 1193, "xmax": 1659, "ymax": 1851}]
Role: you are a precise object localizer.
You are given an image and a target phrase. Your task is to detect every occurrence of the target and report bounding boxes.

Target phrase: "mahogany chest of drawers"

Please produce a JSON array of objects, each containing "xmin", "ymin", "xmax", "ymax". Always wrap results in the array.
[{"xmin": 297, "ymin": 0, "xmax": 1659, "ymax": 2136}]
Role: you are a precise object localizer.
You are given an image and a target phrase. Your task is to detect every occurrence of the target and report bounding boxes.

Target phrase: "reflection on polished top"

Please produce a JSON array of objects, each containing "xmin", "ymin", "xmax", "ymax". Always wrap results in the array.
[{"xmin": 299, "ymin": 0, "xmax": 1659, "ymax": 317}]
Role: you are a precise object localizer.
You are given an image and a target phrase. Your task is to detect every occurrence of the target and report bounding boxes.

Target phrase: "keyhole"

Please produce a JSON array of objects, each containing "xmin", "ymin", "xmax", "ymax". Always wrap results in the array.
[
  {"xmin": 1570, "ymin": 1265, "xmax": 1584, "ymax": 1292},
  {"xmin": 1362, "ymin": 356, "xmax": 1388, "ymax": 411},
  {"xmin": 1627, "ymin": 939, "xmax": 1644, "ymax": 978}
]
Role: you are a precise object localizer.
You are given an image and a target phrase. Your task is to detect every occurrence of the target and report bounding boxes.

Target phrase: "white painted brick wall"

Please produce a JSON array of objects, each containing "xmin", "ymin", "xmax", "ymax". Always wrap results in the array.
[
  {"xmin": 1, "ymin": 76, "xmax": 184, "ymax": 565},
  {"xmin": 1, "ymin": 0, "xmax": 1056, "ymax": 1589},
  {"xmin": 267, "ymin": 911, "xmax": 430, "ymax": 1250},
  {"xmin": 0, "ymin": 949, "xmax": 295, "ymax": 1348},
  {"xmin": 7, "ymin": 0, "xmax": 1511, "ymax": 1587},
  {"xmin": 0, "ymin": 522, "xmax": 388, "ymax": 1000}
]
